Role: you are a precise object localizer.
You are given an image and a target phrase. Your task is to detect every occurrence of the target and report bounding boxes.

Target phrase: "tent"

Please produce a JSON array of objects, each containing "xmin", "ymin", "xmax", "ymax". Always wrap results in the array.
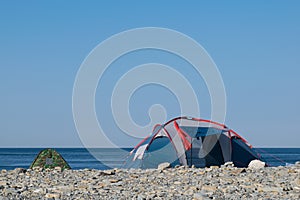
[
  {"xmin": 30, "ymin": 148, "xmax": 71, "ymax": 170},
  {"xmin": 123, "ymin": 117, "xmax": 261, "ymax": 169}
]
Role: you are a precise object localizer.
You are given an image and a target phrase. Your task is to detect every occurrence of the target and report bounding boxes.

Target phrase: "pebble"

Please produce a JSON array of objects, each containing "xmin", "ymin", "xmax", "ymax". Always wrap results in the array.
[
  {"xmin": 157, "ymin": 162, "xmax": 170, "ymax": 170},
  {"xmin": 45, "ymin": 193, "xmax": 60, "ymax": 199},
  {"xmin": 54, "ymin": 166, "xmax": 62, "ymax": 172},
  {"xmin": 0, "ymin": 161, "xmax": 299, "ymax": 199},
  {"xmin": 193, "ymin": 192, "xmax": 205, "ymax": 199},
  {"xmin": 248, "ymin": 159, "xmax": 266, "ymax": 169},
  {"xmin": 173, "ymin": 181, "xmax": 181, "ymax": 185},
  {"xmin": 0, "ymin": 181, "xmax": 7, "ymax": 186}
]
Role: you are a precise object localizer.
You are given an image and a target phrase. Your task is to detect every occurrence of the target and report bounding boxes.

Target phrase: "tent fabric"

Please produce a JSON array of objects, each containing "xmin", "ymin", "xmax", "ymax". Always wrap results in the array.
[
  {"xmin": 142, "ymin": 136, "xmax": 180, "ymax": 168},
  {"xmin": 123, "ymin": 117, "xmax": 261, "ymax": 169},
  {"xmin": 30, "ymin": 148, "xmax": 71, "ymax": 170}
]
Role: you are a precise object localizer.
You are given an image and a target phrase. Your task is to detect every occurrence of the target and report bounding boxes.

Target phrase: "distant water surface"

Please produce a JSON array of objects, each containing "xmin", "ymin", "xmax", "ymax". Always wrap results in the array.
[{"xmin": 0, "ymin": 148, "xmax": 299, "ymax": 170}]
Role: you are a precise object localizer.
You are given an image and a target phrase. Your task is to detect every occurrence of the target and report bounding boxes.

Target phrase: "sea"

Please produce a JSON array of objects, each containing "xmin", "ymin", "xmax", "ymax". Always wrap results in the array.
[{"xmin": 0, "ymin": 148, "xmax": 299, "ymax": 170}]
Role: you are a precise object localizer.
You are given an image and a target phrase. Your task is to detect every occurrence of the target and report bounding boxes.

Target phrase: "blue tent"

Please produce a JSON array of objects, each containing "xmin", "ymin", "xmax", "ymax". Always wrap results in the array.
[{"xmin": 123, "ymin": 117, "xmax": 261, "ymax": 169}]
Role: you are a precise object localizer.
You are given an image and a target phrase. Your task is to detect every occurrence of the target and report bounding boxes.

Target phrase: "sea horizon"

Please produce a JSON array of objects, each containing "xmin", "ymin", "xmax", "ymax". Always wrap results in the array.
[
  {"xmin": 1, "ymin": 146, "xmax": 300, "ymax": 149},
  {"xmin": 1, "ymin": 148, "xmax": 299, "ymax": 171}
]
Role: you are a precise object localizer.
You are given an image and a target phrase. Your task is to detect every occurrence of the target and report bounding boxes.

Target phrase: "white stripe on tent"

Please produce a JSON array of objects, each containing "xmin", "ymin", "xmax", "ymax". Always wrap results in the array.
[{"xmin": 133, "ymin": 144, "xmax": 148, "ymax": 161}]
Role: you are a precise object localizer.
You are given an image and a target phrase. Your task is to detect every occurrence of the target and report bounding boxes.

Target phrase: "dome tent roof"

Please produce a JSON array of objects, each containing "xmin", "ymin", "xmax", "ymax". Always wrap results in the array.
[
  {"xmin": 30, "ymin": 148, "xmax": 71, "ymax": 170},
  {"xmin": 123, "ymin": 117, "xmax": 262, "ymax": 169}
]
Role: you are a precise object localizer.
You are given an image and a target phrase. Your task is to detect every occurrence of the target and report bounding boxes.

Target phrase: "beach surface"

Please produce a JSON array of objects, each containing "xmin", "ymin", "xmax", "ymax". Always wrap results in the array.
[{"xmin": 0, "ymin": 162, "xmax": 299, "ymax": 199}]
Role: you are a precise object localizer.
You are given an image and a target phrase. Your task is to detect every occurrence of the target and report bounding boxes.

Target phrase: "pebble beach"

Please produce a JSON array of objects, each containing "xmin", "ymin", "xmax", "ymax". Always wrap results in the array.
[{"xmin": 0, "ymin": 162, "xmax": 299, "ymax": 200}]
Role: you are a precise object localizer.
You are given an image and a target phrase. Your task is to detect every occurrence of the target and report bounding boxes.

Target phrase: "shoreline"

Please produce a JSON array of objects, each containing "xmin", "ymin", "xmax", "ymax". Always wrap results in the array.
[{"xmin": 0, "ymin": 162, "xmax": 299, "ymax": 199}]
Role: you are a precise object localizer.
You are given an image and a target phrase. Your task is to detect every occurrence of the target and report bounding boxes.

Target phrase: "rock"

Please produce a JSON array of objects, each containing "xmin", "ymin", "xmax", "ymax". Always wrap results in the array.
[
  {"xmin": 109, "ymin": 179, "xmax": 121, "ymax": 183},
  {"xmin": 0, "ymin": 181, "xmax": 7, "ymax": 186},
  {"xmin": 33, "ymin": 188, "xmax": 44, "ymax": 193},
  {"xmin": 146, "ymin": 193, "xmax": 157, "ymax": 199},
  {"xmin": 11, "ymin": 183, "xmax": 23, "ymax": 189},
  {"xmin": 248, "ymin": 160, "xmax": 265, "ymax": 169},
  {"xmin": 288, "ymin": 169, "xmax": 297, "ymax": 173},
  {"xmin": 184, "ymin": 189, "xmax": 194, "ymax": 195},
  {"xmin": 201, "ymin": 185, "xmax": 217, "ymax": 192},
  {"xmin": 157, "ymin": 162, "xmax": 170, "ymax": 170},
  {"xmin": 32, "ymin": 166, "xmax": 39, "ymax": 170},
  {"xmin": 174, "ymin": 181, "xmax": 181, "ymax": 185},
  {"xmin": 0, "ymin": 161, "xmax": 300, "ymax": 199},
  {"xmin": 231, "ymin": 168, "xmax": 246, "ymax": 175},
  {"xmin": 293, "ymin": 178, "xmax": 300, "ymax": 187},
  {"xmin": 54, "ymin": 167, "xmax": 62, "ymax": 172},
  {"xmin": 205, "ymin": 168, "xmax": 212, "ymax": 172},
  {"xmin": 99, "ymin": 170, "xmax": 115, "ymax": 176},
  {"xmin": 223, "ymin": 161, "xmax": 234, "ymax": 168},
  {"xmin": 257, "ymin": 186, "xmax": 281, "ymax": 193},
  {"xmin": 14, "ymin": 168, "xmax": 26, "ymax": 174},
  {"xmin": 3, "ymin": 188, "xmax": 14, "ymax": 196},
  {"xmin": 137, "ymin": 194, "xmax": 146, "ymax": 200},
  {"xmin": 45, "ymin": 193, "xmax": 60, "ymax": 199},
  {"xmin": 197, "ymin": 170, "xmax": 205, "ymax": 175},
  {"xmin": 193, "ymin": 192, "xmax": 205, "ymax": 199}
]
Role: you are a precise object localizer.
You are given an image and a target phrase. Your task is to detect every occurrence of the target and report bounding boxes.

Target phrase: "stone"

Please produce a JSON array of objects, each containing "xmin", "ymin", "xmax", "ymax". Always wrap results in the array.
[
  {"xmin": 248, "ymin": 160, "xmax": 265, "ymax": 169},
  {"xmin": 32, "ymin": 166, "xmax": 39, "ymax": 170},
  {"xmin": 174, "ymin": 181, "xmax": 181, "ymax": 185},
  {"xmin": 231, "ymin": 168, "xmax": 246, "ymax": 175},
  {"xmin": 223, "ymin": 161, "xmax": 234, "ymax": 168},
  {"xmin": 205, "ymin": 168, "xmax": 212, "ymax": 172},
  {"xmin": 293, "ymin": 178, "xmax": 300, "ymax": 187},
  {"xmin": 201, "ymin": 185, "xmax": 217, "ymax": 192},
  {"xmin": 137, "ymin": 194, "xmax": 146, "ymax": 200},
  {"xmin": 288, "ymin": 169, "xmax": 297, "ymax": 173},
  {"xmin": 0, "ymin": 160, "xmax": 300, "ymax": 199},
  {"xmin": 99, "ymin": 170, "xmax": 115, "ymax": 176},
  {"xmin": 109, "ymin": 179, "xmax": 121, "ymax": 183},
  {"xmin": 197, "ymin": 171, "xmax": 205, "ymax": 175},
  {"xmin": 45, "ymin": 193, "xmax": 60, "ymax": 199},
  {"xmin": 157, "ymin": 162, "xmax": 170, "ymax": 170},
  {"xmin": 33, "ymin": 189, "xmax": 44, "ymax": 193},
  {"xmin": 184, "ymin": 189, "xmax": 194, "ymax": 195},
  {"xmin": 294, "ymin": 186, "xmax": 300, "ymax": 191},
  {"xmin": 54, "ymin": 167, "xmax": 62, "ymax": 172},
  {"xmin": 193, "ymin": 192, "xmax": 205, "ymax": 199},
  {"xmin": 14, "ymin": 168, "xmax": 26, "ymax": 174},
  {"xmin": 3, "ymin": 188, "xmax": 14, "ymax": 196},
  {"xmin": 0, "ymin": 181, "xmax": 7, "ymax": 186},
  {"xmin": 257, "ymin": 186, "xmax": 281, "ymax": 193},
  {"xmin": 130, "ymin": 174, "xmax": 139, "ymax": 178}
]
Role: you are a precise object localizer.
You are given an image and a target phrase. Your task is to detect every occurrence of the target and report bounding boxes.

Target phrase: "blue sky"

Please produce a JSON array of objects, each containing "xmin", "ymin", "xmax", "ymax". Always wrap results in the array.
[{"xmin": 0, "ymin": 1, "xmax": 299, "ymax": 147}]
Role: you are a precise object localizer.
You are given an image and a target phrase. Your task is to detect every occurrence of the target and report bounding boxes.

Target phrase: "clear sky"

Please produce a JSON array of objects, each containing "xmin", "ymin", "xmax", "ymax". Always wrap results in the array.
[{"xmin": 0, "ymin": 1, "xmax": 299, "ymax": 148}]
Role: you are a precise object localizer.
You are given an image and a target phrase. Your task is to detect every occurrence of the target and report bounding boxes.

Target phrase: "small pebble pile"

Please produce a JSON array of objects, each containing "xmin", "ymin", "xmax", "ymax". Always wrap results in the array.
[{"xmin": 0, "ymin": 161, "xmax": 299, "ymax": 199}]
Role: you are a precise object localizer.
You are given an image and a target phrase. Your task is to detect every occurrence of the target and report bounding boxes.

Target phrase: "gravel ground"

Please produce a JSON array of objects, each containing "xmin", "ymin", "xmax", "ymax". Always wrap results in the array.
[{"xmin": 0, "ymin": 162, "xmax": 299, "ymax": 199}]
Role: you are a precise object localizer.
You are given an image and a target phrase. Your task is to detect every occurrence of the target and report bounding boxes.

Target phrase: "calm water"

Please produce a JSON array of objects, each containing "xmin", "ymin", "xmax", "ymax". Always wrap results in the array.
[{"xmin": 0, "ymin": 148, "xmax": 299, "ymax": 170}]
